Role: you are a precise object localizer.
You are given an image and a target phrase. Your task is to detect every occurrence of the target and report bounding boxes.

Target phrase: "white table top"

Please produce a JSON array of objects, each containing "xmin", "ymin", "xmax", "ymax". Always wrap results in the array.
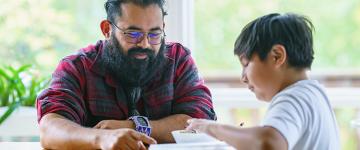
[
  {"xmin": 0, "ymin": 142, "xmax": 43, "ymax": 150},
  {"xmin": 0, "ymin": 142, "xmax": 236, "ymax": 150},
  {"xmin": 149, "ymin": 142, "xmax": 236, "ymax": 150}
]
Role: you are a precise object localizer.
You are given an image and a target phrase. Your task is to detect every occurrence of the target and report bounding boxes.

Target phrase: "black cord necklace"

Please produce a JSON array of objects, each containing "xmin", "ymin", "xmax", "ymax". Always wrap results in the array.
[{"xmin": 126, "ymin": 87, "xmax": 141, "ymax": 117}]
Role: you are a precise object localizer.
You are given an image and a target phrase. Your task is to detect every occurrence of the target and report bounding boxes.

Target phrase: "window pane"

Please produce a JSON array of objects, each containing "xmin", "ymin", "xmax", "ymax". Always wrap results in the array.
[{"xmin": 194, "ymin": 0, "xmax": 360, "ymax": 75}]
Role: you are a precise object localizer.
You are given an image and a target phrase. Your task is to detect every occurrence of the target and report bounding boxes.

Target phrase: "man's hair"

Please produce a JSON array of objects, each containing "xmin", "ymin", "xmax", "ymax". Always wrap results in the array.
[
  {"xmin": 234, "ymin": 13, "xmax": 315, "ymax": 69},
  {"xmin": 105, "ymin": 0, "xmax": 167, "ymax": 23}
]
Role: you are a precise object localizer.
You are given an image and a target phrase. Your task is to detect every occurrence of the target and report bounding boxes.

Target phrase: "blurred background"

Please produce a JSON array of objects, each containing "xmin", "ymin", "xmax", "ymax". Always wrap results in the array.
[{"xmin": 0, "ymin": 0, "xmax": 359, "ymax": 149}]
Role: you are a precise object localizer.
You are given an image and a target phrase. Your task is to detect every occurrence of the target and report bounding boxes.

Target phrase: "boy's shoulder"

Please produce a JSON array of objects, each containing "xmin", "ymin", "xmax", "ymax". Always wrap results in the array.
[
  {"xmin": 281, "ymin": 79, "xmax": 321, "ymax": 92},
  {"xmin": 272, "ymin": 79, "xmax": 325, "ymax": 103}
]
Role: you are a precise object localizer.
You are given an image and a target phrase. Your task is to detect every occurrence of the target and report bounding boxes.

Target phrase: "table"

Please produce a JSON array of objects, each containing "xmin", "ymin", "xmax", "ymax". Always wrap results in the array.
[
  {"xmin": 0, "ymin": 142, "xmax": 43, "ymax": 150},
  {"xmin": 0, "ymin": 142, "xmax": 236, "ymax": 150},
  {"xmin": 149, "ymin": 142, "xmax": 235, "ymax": 150}
]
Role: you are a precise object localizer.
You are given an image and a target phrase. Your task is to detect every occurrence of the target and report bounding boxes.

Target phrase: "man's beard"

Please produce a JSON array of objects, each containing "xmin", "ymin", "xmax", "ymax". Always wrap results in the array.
[{"xmin": 102, "ymin": 34, "xmax": 167, "ymax": 87}]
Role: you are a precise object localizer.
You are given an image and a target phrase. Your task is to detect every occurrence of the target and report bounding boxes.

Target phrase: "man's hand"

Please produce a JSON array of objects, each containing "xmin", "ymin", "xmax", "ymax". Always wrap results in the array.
[
  {"xmin": 98, "ymin": 128, "xmax": 157, "ymax": 150},
  {"xmin": 94, "ymin": 120, "xmax": 134, "ymax": 129}
]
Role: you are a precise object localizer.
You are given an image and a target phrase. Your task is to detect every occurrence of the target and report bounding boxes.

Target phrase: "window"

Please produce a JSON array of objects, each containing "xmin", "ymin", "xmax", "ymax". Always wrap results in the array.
[{"xmin": 194, "ymin": 0, "xmax": 360, "ymax": 76}]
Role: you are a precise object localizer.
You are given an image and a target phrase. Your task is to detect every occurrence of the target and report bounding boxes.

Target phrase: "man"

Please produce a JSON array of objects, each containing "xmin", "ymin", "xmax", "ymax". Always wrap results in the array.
[{"xmin": 36, "ymin": 0, "xmax": 216, "ymax": 149}]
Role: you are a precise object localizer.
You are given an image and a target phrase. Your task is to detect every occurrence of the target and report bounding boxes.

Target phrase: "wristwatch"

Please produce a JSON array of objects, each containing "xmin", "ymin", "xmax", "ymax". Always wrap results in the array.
[{"xmin": 128, "ymin": 116, "xmax": 151, "ymax": 136}]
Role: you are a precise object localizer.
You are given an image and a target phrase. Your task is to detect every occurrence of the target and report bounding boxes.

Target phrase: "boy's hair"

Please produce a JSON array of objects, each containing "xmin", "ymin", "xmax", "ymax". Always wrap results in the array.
[
  {"xmin": 105, "ymin": 0, "xmax": 167, "ymax": 23},
  {"xmin": 234, "ymin": 13, "xmax": 315, "ymax": 69}
]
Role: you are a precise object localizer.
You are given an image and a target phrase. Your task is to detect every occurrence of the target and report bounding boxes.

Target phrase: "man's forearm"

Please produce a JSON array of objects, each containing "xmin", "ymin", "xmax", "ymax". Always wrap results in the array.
[
  {"xmin": 39, "ymin": 113, "xmax": 100, "ymax": 149},
  {"xmin": 150, "ymin": 114, "xmax": 192, "ymax": 143}
]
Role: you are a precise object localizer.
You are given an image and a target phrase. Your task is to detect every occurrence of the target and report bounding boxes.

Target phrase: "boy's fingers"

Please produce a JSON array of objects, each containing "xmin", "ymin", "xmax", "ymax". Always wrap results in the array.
[{"xmin": 187, "ymin": 118, "xmax": 197, "ymax": 124}]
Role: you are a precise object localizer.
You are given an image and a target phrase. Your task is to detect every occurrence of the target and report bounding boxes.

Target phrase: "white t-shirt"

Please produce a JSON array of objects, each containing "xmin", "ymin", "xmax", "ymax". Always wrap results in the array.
[{"xmin": 261, "ymin": 80, "xmax": 340, "ymax": 150}]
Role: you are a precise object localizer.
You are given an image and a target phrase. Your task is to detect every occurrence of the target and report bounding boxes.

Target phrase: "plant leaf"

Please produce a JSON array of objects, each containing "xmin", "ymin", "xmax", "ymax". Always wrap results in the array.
[
  {"xmin": 0, "ymin": 101, "xmax": 21, "ymax": 125},
  {"xmin": 0, "ymin": 67, "xmax": 10, "ymax": 80},
  {"xmin": 16, "ymin": 65, "xmax": 32, "ymax": 73}
]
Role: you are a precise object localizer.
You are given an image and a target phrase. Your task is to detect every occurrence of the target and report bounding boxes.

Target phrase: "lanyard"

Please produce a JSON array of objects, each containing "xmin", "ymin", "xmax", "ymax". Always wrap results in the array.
[{"xmin": 126, "ymin": 87, "xmax": 141, "ymax": 117}]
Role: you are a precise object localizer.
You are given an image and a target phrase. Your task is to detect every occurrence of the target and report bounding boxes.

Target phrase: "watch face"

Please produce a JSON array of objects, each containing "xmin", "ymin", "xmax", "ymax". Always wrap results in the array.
[
  {"xmin": 138, "ymin": 117, "xmax": 148, "ymax": 126},
  {"xmin": 131, "ymin": 116, "xmax": 151, "ymax": 136}
]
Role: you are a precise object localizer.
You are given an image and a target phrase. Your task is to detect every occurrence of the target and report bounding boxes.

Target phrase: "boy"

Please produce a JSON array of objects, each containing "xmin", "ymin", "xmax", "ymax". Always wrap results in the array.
[{"xmin": 186, "ymin": 13, "xmax": 340, "ymax": 150}]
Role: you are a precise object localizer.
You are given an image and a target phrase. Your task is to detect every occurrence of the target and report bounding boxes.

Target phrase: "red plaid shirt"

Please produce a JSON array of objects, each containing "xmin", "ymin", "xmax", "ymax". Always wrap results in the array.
[{"xmin": 36, "ymin": 41, "xmax": 216, "ymax": 127}]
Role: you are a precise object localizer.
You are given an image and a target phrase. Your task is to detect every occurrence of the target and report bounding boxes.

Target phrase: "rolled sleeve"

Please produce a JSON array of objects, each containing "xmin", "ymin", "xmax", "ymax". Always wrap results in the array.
[
  {"xmin": 172, "ymin": 53, "xmax": 216, "ymax": 120},
  {"xmin": 36, "ymin": 58, "xmax": 87, "ymax": 125}
]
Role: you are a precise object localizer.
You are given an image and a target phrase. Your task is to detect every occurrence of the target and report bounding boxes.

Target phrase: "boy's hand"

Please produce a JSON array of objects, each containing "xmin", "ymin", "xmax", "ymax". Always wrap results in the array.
[{"xmin": 186, "ymin": 119, "xmax": 217, "ymax": 135}]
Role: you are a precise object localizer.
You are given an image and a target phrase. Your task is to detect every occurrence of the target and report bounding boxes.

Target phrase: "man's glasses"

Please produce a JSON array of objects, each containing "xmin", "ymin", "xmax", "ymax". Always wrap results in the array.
[{"xmin": 109, "ymin": 21, "xmax": 165, "ymax": 45}]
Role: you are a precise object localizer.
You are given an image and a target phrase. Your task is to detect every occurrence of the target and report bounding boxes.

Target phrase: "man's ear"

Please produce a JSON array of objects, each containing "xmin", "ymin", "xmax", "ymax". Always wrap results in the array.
[
  {"xmin": 100, "ymin": 20, "xmax": 111, "ymax": 39},
  {"xmin": 269, "ymin": 44, "xmax": 287, "ymax": 67}
]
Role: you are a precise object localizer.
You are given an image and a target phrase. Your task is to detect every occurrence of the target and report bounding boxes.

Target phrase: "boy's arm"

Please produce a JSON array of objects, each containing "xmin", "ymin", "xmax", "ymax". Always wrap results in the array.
[
  {"xmin": 187, "ymin": 119, "xmax": 287, "ymax": 150},
  {"xmin": 209, "ymin": 124, "xmax": 287, "ymax": 150}
]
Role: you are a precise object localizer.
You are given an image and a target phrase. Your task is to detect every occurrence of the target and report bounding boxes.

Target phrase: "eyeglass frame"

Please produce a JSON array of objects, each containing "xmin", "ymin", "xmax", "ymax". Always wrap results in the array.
[{"xmin": 108, "ymin": 21, "xmax": 166, "ymax": 45}]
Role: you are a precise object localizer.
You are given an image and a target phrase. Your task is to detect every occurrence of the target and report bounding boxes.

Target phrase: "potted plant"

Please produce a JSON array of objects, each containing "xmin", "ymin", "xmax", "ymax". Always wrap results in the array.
[{"xmin": 0, "ymin": 65, "xmax": 49, "ymax": 139}]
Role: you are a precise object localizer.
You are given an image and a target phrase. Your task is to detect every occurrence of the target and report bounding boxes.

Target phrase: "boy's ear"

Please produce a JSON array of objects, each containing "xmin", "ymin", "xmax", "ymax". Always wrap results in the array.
[
  {"xmin": 100, "ymin": 20, "xmax": 111, "ymax": 39},
  {"xmin": 269, "ymin": 44, "xmax": 287, "ymax": 67}
]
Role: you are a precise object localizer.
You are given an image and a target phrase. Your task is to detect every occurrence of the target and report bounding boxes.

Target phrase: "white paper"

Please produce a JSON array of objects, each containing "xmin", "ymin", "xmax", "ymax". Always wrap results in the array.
[
  {"xmin": 148, "ymin": 130, "xmax": 236, "ymax": 150},
  {"xmin": 149, "ymin": 142, "xmax": 236, "ymax": 150},
  {"xmin": 171, "ymin": 130, "xmax": 219, "ymax": 143}
]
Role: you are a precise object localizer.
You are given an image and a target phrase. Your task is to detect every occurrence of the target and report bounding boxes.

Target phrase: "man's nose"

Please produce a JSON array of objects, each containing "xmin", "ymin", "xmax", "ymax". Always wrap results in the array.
[{"xmin": 136, "ymin": 35, "xmax": 151, "ymax": 49}]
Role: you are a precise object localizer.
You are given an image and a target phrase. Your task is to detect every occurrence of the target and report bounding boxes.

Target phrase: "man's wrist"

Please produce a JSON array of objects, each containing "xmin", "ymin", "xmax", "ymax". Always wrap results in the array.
[
  {"xmin": 127, "ymin": 120, "xmax": 136, "ymax": 129},
  {"xmin": 93, "ymin": 129, "xmax": 102, "ymax": 149},
  {"xmin": 91, "ymin": 127, "xmax": 107, "ymax": 149},
  {"xmin": 128, "ymin": 116, "xmax": 152, "ymax": 136}
]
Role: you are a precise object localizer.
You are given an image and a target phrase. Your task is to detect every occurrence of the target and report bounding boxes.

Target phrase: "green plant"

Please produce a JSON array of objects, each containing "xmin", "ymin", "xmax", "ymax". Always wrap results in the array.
[{"xmin": 0, "ymin": 65, "xmax": 49, "ymax": 124}]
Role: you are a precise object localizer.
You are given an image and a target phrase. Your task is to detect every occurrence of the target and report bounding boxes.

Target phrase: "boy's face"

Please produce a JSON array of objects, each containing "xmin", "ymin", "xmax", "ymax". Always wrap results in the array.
[{"xmin": 239, "ymin": 53, "xmax": 281, "ymax": 102}]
